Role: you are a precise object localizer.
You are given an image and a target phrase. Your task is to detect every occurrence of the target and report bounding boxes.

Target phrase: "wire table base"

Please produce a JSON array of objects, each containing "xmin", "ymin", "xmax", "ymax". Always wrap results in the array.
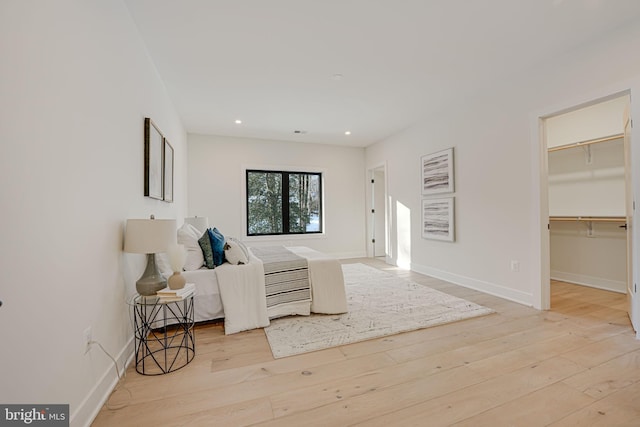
[{"xmin": 131, "ymin": 294, "xmax": 195, "ymax": 375}]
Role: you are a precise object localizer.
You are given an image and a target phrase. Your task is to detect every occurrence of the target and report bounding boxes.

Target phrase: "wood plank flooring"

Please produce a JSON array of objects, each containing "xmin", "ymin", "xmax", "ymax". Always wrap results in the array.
[{"xmin": 92, "ymin": 259, "xmax": 640, "ymax": 426}]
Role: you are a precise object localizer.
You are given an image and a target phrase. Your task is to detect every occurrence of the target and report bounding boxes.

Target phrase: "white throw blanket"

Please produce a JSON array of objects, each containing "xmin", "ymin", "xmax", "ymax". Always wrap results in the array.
[
  {"xmin": 287, "ymin": 246, "xmax": 348, "ymax": 314},
  {"xmin": 215, "ymin": 253, "xmax": 269, "ymax": 335}
]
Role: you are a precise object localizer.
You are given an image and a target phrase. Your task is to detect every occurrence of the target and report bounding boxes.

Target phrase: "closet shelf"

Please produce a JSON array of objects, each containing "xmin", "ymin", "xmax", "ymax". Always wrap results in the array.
[
  {"xmin": 547, "ymin": 133, "xmax": 624, "ymax": 153},
  {"xmin": 549, "ymin": 216, "xmax": 626, "ymax": 223}
]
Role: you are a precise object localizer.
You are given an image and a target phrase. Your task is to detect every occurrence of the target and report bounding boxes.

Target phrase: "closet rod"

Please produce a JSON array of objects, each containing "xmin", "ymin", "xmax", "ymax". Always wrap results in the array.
[
  {"xmin": 549, "ymin": 216, "xmax": 626, "ymax": 223},
  {"xmin": 548, "ymin": 133, "xmax": 624, "ymax": 153}
]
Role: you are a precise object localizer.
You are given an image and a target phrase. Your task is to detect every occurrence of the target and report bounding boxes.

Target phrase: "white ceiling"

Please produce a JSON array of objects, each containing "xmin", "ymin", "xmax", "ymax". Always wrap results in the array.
[{"xmin": 124, "ymin": 0, "xmax": 640, "ymax": 147}]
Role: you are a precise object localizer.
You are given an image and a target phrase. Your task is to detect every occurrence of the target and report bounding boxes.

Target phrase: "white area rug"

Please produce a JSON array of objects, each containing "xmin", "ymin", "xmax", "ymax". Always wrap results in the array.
[{"xmin": 264, "ymin": 263, "xmax": 494, "ymax": 358}]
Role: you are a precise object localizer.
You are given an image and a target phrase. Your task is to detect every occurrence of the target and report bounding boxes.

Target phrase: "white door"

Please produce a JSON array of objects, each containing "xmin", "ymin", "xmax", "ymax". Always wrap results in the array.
[
  {"xmin": 623, "ymin": 103, "xmax": 637, "ymax": 331},
  {"xmin": 372, "ymin": 168, "xmax": 386, "ymax": 257}
]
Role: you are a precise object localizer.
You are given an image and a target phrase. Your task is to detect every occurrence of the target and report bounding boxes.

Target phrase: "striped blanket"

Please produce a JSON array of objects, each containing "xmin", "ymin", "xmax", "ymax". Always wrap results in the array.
[{"xmin": 250, "ymin": 246, "xmax": 311, "ymax": 309}]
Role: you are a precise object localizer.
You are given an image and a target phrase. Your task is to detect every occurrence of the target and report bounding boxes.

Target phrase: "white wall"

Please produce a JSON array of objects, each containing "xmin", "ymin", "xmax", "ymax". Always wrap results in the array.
[
  {"xmin": 550, "ymin": 221, "xmax": 626, "ymax": 292},
  {"xmin": 188, "ymin": 134, "xmax": 367, "ymax": 258},
  {"xmin": 365, "ymin": 22, "xmax": 640, "ymax": 307},
  {"xmin": 548, "ymin": 139, "xmax": 625, "ymax": 216},
  {"xmin": 367, "ymin": 102, "xmax": 534, "ymax": 303},
  {"xmin": 0, "ymin": 1, "xmax": 186, "ymax": 426}
]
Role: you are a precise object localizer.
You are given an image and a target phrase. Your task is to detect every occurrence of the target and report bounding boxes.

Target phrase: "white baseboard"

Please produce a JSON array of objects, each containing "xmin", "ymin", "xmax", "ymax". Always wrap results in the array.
[
  {"xmin": 411, "ymin": 262, "xmax": 534, "ymax": 307},
  {"xmin": 551, "ymin": 270, "xmax": 626, "ymax": 294},
  {"xmin": 71, "ymin": 337, "xmax": 134, "ymax": 427}
]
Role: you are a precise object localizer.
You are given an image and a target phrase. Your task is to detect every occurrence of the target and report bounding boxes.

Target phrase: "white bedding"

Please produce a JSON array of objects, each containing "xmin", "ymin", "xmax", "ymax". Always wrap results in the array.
[
  {"xmin": 287, "ymin": 246, "xmax": 348, "ymax": 314},
  {"xmin": 181, "ymin": 246, "xmax": 347, "ymax": 334},
  {"xmin": 180, "ymin": 268, "xmax": 224, "ymax": 322},
  {"xmin": 214, "ymin": 251, "xmax": 269, "ymax": 334}
]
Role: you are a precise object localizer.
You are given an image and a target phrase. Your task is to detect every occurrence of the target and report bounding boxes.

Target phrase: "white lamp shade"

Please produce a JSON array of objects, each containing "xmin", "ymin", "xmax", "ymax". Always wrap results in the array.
[
  {"xmin": 124, "ymin": 218, "xmax": 176, "ymax": 254},
  {"xmin": 184, "ymin": 216, "xmax": 209, "ymax": 233}
]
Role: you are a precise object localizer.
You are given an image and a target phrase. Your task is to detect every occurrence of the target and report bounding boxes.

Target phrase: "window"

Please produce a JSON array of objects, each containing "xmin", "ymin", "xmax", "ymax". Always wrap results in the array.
[{"xmin": 246, "ymin": 170, "xmax": 323, "ymax": 236}]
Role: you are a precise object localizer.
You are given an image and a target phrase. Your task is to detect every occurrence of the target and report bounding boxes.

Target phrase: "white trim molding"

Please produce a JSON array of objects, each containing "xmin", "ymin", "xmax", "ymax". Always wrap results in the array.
[
  {"xmin": 72, "ymin": 338, "xmax": 134, "ymax": 427},
  {"xmin": 411, "ymin": 262, "xmax": 533, "ymax": 307}
]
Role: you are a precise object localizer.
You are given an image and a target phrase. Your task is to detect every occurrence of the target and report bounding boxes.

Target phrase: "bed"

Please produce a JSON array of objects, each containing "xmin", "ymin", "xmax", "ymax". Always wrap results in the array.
[{"xmin": 178, "ymin": 244, "xmax": 347, "ymax": 334}]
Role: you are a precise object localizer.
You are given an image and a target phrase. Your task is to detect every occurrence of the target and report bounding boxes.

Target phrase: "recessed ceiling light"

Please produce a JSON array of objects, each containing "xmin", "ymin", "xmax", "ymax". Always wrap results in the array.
[
  {"xmin": 235, "ymin": 119, "xmax": 242, "ymax": 124},
  {"xmin": 345, "ymin": 131, "xmax": 351, "ymax": 135},
  {"xmin": 294, "ymin": 130, "xmax": 307, "ymax": 134}
]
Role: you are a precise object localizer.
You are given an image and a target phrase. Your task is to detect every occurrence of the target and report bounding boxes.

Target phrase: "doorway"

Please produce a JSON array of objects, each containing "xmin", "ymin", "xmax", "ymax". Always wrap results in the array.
[
  {"xmin": 370, "ymin": 165, "xmax": 387, "ymax": 259},
  {"xmin": 541, "ymin": 94, "xmax": 633, "ymax": 319}
]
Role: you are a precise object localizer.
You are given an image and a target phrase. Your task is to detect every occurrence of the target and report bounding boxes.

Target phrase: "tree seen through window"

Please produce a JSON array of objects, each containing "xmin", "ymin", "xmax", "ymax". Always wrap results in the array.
[{"xmin": 246, "ymin": 170, "xmax": 322, "ymax": 236}]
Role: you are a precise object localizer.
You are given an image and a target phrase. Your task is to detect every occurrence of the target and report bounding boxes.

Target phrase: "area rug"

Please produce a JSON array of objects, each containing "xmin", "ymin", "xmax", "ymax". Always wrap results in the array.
[{"xmin": 264, "ymin": 263, "xmax": 494, "ymax": 358}]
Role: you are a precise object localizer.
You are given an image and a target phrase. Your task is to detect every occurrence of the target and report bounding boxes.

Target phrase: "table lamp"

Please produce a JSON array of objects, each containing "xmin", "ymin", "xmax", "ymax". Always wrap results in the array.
[{"xmin": 124, "ymin": 215, "xmax": 176, "ymax": 295}]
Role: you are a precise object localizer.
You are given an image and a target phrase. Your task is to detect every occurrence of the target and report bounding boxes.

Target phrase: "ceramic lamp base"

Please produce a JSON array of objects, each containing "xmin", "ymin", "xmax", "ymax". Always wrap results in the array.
[{"xmin": 136, "ymin": 253, "xmax": 167, "ymax": 296}]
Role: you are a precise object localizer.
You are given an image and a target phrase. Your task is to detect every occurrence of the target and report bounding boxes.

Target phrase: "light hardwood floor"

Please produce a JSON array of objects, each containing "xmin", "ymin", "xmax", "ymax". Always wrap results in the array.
[{"xmin": 93, "ymin": 258, "xmax": 640, "ymax": 426}]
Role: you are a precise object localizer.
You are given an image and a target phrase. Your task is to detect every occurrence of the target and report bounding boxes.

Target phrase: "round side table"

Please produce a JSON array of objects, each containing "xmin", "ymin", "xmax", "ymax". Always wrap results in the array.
[{"xmin": 129, "ymin": 294, "xmax": 195, "ymax": 375}]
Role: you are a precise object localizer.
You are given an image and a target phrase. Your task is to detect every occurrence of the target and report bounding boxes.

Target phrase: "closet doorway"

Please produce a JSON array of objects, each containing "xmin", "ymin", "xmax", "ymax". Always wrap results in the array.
[{"xmin": 544, "ymin": 95, "xmax": 632, "ymax": 318}]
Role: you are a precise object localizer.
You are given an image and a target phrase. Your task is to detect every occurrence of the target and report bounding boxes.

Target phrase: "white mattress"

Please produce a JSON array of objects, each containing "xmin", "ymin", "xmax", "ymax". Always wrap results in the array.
[{"xmin": 180, "ymin": 268, "xmax": 224, "ymax": 323}]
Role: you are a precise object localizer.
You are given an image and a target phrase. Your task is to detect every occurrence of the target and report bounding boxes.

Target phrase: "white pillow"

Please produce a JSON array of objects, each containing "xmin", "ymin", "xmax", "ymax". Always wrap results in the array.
[
  {"xmin": 228, "ymin": 237, "xmax": 249, "ymax": 259},
  {"xmin": 224, "ymin": 240, "xmax": 249, "ymax": 265},
  {"xmin": 177, "ymin": 223, "xmax": 205, "ymax": 270}
]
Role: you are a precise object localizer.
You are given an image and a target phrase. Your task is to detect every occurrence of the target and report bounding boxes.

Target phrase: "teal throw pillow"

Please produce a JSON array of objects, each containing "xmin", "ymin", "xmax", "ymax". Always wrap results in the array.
[
  {"xmin": 207, "ymin": 227, "xmax": 225, "ymax": 266},
  {"xmin": 198, "ymin": 231, "xmax": 215, "ymax": 269}
]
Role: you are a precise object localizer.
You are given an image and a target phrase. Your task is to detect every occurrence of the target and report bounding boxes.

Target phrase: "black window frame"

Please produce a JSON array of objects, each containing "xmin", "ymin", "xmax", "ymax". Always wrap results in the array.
[{"xmin": 245, "ymin": 169, "xmax": 323, "ymax": 236}]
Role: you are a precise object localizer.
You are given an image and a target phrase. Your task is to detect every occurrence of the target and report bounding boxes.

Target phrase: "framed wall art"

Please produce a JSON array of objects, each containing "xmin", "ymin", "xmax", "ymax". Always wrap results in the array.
[
  {"xmin": 144, "ymin": 117, "xmax": 174, "ymax": 203},
  {"xmin": 422, "ymin": 197, "xmax": 454, "ymax": 242},
  {"xmin": 163, "ymin": 138, "xmax": 174, "ymax": 202},
  {"xmin": 144, "ymin": 117, "xmax": 163, "ymax": 200},
  {"xmin": 421, "ymin": 147, "xmax": 454, "ymax": 195}
]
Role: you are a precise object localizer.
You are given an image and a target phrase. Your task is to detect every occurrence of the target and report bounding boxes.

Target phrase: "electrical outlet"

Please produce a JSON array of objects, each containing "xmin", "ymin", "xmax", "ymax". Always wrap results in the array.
[
  {"xmin": 510, "ymin": 260, "xmax": 520, "ymax": 272},
  {"xmin": 83, "ymin": 326, "xmax": 92, "ymax": 353}
]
